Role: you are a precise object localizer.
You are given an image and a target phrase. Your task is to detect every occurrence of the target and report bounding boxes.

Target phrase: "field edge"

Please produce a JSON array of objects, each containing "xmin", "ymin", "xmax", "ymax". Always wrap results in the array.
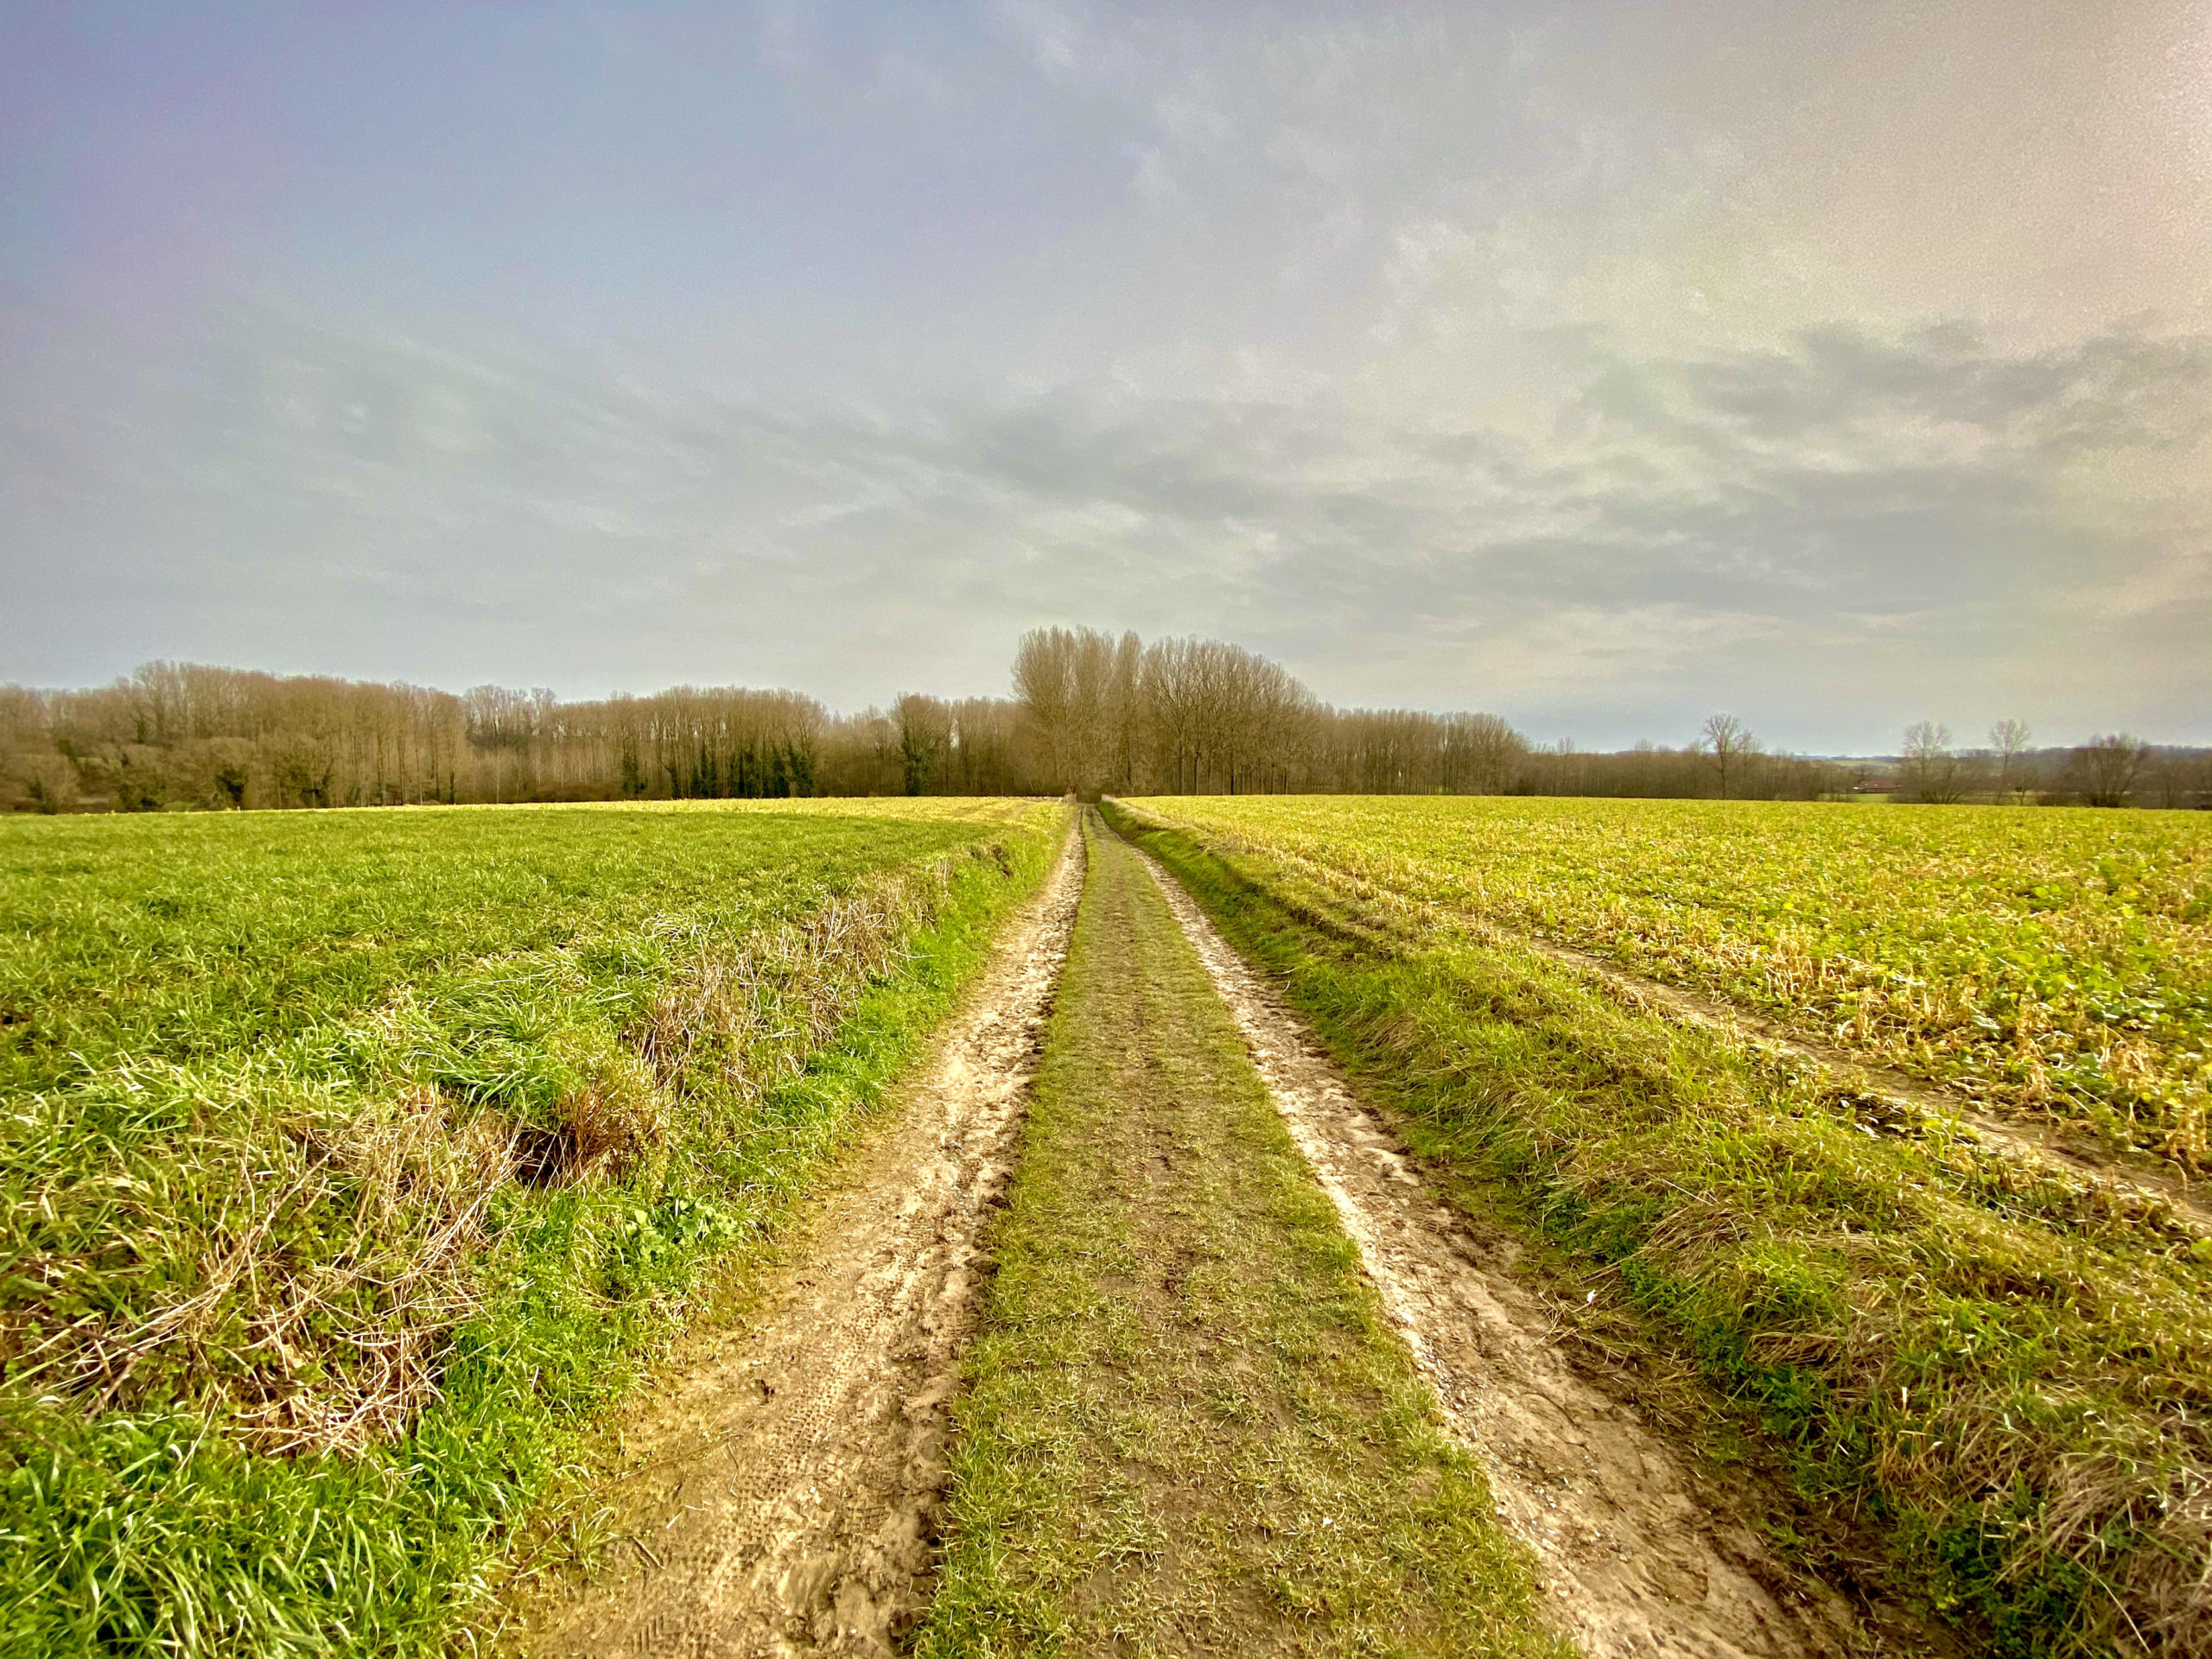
[
  {"xmin": 2, "ymin": 808, "xmax": 1067, "ymax": 1659},
  {"xmin": 1104, "ymin": 800, "xmax": 2212, "ymax": 1659}
]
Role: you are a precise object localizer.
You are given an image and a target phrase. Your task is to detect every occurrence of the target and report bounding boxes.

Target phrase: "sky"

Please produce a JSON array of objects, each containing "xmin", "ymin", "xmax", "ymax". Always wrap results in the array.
[{"xmin": 2, "ymin": 1, "xmax": 2207, "ymax": 752}]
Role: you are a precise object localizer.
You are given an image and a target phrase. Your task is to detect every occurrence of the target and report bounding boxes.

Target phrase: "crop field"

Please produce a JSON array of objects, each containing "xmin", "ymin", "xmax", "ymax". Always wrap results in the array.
[
  {"xmin": 0, "ymin": 798, "xmax": 1056, "ymax": 1656},
  {"xmin": 11, "ymin": 788, "xmax": 2211, "ymax": 1659},
  {"xmin": 1110, "ymin": 797, "xmax": 2212, "ymax": 1658},
  {"xmin": 1122, "ymin": 796, "xmax": 2212, "ymax": 1167}
]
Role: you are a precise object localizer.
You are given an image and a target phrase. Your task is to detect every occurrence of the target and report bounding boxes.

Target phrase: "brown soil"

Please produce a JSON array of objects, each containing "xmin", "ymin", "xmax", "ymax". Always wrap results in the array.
[
  {"xmin": 512, "ymin": 827, "xmax": 1084, "ymax": 1659},
  {"xmin": 1129, "ymin": 835, "xmax": 1887, "ymax": 1659}
]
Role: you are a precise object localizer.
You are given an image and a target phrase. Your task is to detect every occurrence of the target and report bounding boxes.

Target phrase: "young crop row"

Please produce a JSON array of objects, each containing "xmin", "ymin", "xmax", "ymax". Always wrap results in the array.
[
  {"xmin": 1125, "ymin": 796, "xmax": 2212, "ymax": 1167},
  {"xmin": 0, "ymin": 798, "xmax": 1058, "ymax": 1657}
]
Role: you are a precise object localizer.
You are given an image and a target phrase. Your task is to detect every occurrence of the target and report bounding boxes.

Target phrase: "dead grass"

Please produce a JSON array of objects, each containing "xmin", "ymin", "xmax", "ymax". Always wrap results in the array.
[
  {"xmin": 633, "ymin": 857, "xmax": 958, "ymax": 1112},
  {"xmin": 2, "ymin": 1071, "xmax": 511, "ymax": 1457}
]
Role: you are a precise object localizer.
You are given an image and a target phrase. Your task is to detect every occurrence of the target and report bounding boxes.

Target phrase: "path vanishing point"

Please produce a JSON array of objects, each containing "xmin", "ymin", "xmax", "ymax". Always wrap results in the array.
[{"xmin": 513, "ymin": 809, "xmax": 1919, "ymax": 1658}]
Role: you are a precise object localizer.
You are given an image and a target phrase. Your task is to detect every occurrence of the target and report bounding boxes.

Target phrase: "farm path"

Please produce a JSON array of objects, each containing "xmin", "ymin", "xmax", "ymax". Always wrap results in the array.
[
  {"xmin": 1122, "ymin": 821, "xmax": 1875, "ymax": 1659},
  {"xmin": 911, "ymin": 809, "xmax": 1571, "ymax": 1654},
  {"xmin": 518, "ymin": 823, "xmax": 1084, "ymax": 1659}
]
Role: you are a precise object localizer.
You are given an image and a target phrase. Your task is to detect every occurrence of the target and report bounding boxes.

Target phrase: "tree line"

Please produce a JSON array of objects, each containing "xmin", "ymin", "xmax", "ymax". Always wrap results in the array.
[
  {"xmin": 1888, "ymin": 719, "xmax": 2210, "ymax": 808},
  {"xmin": 3, "ymin": 632, "xmax": 2204, "ymax": 812}
]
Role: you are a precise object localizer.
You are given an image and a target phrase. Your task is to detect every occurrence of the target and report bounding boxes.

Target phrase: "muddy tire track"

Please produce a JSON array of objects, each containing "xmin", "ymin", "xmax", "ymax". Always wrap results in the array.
[
  {"xmin": 1129, "ymin": 833, "xmax": 1873, "ymax": 1659},
  {"xmin": 521, "ymin": 828, "xmax": 1084, "ymax": 1659}
]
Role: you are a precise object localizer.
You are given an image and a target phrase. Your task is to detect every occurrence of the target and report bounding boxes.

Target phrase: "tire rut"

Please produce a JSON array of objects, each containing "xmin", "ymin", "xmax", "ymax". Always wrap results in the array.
[
  {"xmin": 1510, "ymin": 930, "xmax": 2212, "ymax": 1235},
  {"xmin": 1128, "ymin": 830, "xmax": 1878, "ymax": 1659},
  {"xmin": 1233, "ymin": 832, "xmax": 2209, "ymax": 1233},
  {"xmin": 518, "ymin": 826, "xmax": 1084, "ymax": 1659}
]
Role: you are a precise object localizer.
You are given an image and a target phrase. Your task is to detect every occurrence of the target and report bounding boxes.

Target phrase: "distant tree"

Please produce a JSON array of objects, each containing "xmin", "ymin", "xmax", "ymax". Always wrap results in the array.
[
  {"xmin": 1989, "ymin": 718, "xmax": 2032, "ymax": 799},
  {"xmin": 894, "ymin": 694, "xmax": 951, "ymax": 796},
  {"xmin": 1103, "ymin": 631, "xmax": 1144, "ymax": 793},
  {"xmin": 1013, "ymin": 626, "xmax": 1110, "ymax": 792},
  {"xmin": 167, "ymin": 736, "xmax": 256, "ymax": 809},
  {"xmin": 1698, "ymin": 715, "xmax": 1759, "ymax": 798},
  {"xmin": 2172, "ymin": 752, "xmax": 2212, "ymax": 811},
  {"xmin": 2070, "ymin": 734, "xmax": 2152, "ymax": 807},
  {"xmin": 2141, "ymin": 751, "xmax": 2192, "ymax": 810},
  {"xmin": 1445, "ymin": 712, "xmax": 1526, "ymax": 795},
  {"xmin": 1901, "ymin": 721, "xmax": 1977, "ymax": 804}
]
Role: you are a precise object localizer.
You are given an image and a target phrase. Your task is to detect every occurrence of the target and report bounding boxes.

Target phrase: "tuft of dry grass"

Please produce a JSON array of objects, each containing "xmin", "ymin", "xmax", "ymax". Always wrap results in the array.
[
  {"xmin": 633, "ymin": 858, "xmax": 956, "ymax": 1111},
  {"xmin": 3, "ymin": 1072, "xmax": 512, "ymax": 1458}
]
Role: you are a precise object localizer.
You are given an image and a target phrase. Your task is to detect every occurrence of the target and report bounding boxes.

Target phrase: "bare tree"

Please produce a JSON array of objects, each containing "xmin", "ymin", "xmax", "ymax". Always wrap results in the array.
[
  {"xmin": 2170, "ymin": 752, "xmax": 2212, "ymax": 811},
  {"xmin": 1140, "ymin": 637, "xmax": 1208, "ymax": 793},
  {"xmin": 1443, "ymin": 712, "xmax": 1525, "ymax": 794},
  {"xmin": 1901, "ymin": 721, "xmax": 1977, "ymax": 804},
  {"xmin": 2070, "ymin": 734, "xmax": 2152, "ymax": 807},
  {"xmin": 2141, "ymin": 751, "xmax": 2196, "ymax": 810},
  {"xmin": 1989, "ymin": 718, "xmax": 2032, "ymax": 799},
  {"xmin": 1014, "ymin": 625, "xmax": 1135, "ymax": 795},
  {"xmin": 1698, "ymin": 714, "xmax": 1759, "ymax": 799},
  {"xmin": 1012, "ymin": 626, "xmax": 1081, "ymax": 791},
  {"xmin": 1104, "ymin": 631, "xmax": 1143, "ymax": 793}
]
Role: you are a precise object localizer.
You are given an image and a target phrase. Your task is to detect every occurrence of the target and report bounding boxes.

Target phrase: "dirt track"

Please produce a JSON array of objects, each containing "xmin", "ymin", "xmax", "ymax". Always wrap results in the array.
[
  {"xmin": 519, "ymin": 829, "xmax": 1084, "ymax": 1658},
  {"xmin": 1128, "ymin": 833, "xmax": 1874, "ymax": 1659},
  {"xmin": 514, "ymin": 812, "xmax": 1929, "ymax": 1656}
]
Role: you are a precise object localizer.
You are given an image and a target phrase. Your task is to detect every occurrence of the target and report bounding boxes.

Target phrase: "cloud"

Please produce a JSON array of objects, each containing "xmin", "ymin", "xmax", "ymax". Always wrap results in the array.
[
  {"xmin": 13, "ymin": 297, "xmax": 2198, "ymax": 748},
  {"xmin": 3, "ymin": 2, "xmax": 2205, "ymax": 749}
]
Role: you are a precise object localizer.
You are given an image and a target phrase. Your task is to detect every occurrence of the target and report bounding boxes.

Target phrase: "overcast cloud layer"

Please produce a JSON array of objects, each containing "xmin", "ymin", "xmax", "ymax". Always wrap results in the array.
[{"xmin": 3, "ymin": 1, "xmax": 2207, "ymax": 749}]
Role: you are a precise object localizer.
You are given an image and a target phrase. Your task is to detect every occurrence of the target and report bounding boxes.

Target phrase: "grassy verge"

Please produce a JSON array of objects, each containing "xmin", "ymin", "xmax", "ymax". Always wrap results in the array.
[
  {"xmin": 1107, "ymin": 803, "xmax": 2212, "ymax": 1659},
  {"xmin": 917, "ymin": 811, "xmax": 1564, "ymax": 1659},
  {"xmin": 0, "ymin": 802, "xmax": 1060, "ymax": 1658}
]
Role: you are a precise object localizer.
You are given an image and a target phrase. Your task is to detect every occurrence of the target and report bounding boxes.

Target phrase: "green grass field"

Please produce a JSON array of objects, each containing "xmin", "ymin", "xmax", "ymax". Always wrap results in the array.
[
  {"xmin": 13, "ymin": 790, "xmax": 2209, "ymax": 1658},
  {"xmin": 1109, "ymin": 798, "xmax": 2212, "ymax": 1659},
  {"xmin": 0, "ymin": 798, "xmax": 1058, "ymax": 1657},
  {"xmin": 1123, "ymin": 797, "xmax": 2212, "ymax": 1167}
]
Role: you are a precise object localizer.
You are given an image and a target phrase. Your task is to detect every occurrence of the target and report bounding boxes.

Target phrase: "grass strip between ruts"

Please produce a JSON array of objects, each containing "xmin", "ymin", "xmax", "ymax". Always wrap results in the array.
[
  {"xmin": 1106, "ymin": 802, "xmax": 2212, "ymax": 1659},
  {"xmin": 918, "ymin": 810, "xmax": 1565, "ymax": 1658}
]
